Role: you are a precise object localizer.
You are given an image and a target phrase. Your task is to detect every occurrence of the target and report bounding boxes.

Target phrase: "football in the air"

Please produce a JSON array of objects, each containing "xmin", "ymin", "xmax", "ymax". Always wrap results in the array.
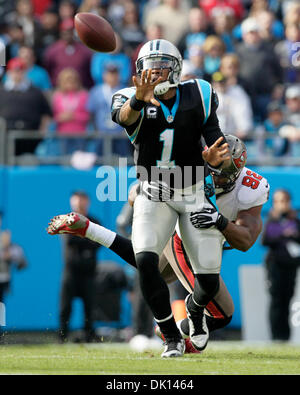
[{"xmin": 74, "ymin": 12, "xmax": 116, "ymax": 52}]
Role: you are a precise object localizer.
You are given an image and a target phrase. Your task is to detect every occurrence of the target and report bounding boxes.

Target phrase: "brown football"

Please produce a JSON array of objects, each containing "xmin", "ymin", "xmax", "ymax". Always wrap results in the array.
[{"xmin": 74, "ymin": 12, "xmax": 116, "ymax": 52}]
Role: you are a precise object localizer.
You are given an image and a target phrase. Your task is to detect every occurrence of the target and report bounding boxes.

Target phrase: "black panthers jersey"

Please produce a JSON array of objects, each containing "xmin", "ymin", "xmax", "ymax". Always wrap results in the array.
[{"xmin": 111, "ymin": 79, "xmax": 224, "ymax": 187}]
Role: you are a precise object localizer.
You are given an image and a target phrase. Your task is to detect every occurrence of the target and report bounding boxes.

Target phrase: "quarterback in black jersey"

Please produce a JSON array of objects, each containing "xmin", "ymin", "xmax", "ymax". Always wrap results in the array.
[{"xmin": 111, "ymin": 39, "xmax": 230, "ymax": 357}]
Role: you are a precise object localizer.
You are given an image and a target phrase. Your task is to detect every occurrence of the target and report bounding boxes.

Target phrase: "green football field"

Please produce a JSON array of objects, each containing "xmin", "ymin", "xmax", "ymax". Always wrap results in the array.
[{"xmin": 0, "ymin": 342, "xmax": 300, "ymax": 375}]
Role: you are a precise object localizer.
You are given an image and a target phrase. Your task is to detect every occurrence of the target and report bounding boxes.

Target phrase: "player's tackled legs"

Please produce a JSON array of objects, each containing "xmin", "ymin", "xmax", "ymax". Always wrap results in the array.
[
  {"xmin": 177, "ymin": 196, "xmax": 224, "ymax": 351},
  {"xmin": 135, "ymin": 251, "xmax": 185, "ymax": 357},
  {"xmin": 132, "ymin": 194, "xmax": 185, "ymax": 357}
]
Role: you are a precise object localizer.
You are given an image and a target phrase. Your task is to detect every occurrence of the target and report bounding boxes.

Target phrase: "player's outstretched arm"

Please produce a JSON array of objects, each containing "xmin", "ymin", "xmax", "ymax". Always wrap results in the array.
[{"xmin": 221, "ymin": 205, "xmax": 263, "ymax": 252}]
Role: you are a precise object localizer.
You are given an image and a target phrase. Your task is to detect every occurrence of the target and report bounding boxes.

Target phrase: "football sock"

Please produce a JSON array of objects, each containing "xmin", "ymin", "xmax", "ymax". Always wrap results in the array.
[
  {"xmin": 192, "ymin": 274, "xmax": 220, "ymax": 308},
  {"xmin": 136, "ymin": 251, "xmax": 181, "ymax": 339},
  {"xmin": 86, "ymin": 223, "xmax": 137, "ymax": 269},
  {"xmin": 110, "ymin": 234, "xmax": 137, "ymax": 268},
  {"xmin": 86, "ymin": 221, "xmax": 116, "ymax": 248},
  {"xmin": 180, "ymin": 315, "xmax": 232, "ymax": 334}
]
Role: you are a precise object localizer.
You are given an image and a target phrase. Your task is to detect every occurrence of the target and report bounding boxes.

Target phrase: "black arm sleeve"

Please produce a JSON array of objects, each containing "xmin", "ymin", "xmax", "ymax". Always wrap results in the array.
[{"xmin": 202, "ymin": 90, "xmax": 226, "ymax": 147}]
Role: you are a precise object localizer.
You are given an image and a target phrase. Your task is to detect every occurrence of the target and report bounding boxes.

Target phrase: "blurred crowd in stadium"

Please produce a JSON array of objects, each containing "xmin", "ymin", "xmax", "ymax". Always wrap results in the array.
[{"xmin": 0, "ymin": 0, "xmax": 299, "ymax": 162}]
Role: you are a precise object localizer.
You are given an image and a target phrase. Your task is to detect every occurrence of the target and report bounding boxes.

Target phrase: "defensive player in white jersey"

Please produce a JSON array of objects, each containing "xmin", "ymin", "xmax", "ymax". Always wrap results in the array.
[{"xmin": 47, "ymin": 135, "xmax": 269, "ymax": 353}]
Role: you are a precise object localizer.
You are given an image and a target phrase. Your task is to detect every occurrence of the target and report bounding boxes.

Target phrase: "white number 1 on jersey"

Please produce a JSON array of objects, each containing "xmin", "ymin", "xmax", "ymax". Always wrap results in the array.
[{"xmin": 157, "ymin": 128, "xmax": 176, "ymax": 169}]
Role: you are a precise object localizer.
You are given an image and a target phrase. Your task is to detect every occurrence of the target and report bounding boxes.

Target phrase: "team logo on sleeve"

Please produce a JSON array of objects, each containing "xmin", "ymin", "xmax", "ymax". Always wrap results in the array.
[{"xmin": 111, "ymin": 95, "xmax": 127, "ymax": 111}]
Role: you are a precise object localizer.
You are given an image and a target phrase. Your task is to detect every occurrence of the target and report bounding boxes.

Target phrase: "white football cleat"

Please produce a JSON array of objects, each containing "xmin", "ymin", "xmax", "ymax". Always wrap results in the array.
[
  {"xmin": 47, "ymin": 212, "xmax": 89, "ymax": 237},
  {"xmin": 161, "ymin": 337, "xmax": 185, "ymax": 358},
  {"xmin": 155, "ymin": 322, "xmax": 201, "ymax": 354},
  {"xmin": 185, "ymin": 294, "xmax": 209, "ymax": 351}
]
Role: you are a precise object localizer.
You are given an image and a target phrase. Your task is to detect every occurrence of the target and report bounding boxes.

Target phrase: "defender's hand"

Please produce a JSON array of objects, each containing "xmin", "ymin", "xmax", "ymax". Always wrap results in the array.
[
  {"xmin": 202, "ymin": 137, "xmax": 230, "ymax": 168},
  {"xmin": 132, "ymin": 69, "xmax": 162, "ymax": 107},
  {"xmin": 190, "ymin": 206, "xmax": 229, "ymax": 231}
]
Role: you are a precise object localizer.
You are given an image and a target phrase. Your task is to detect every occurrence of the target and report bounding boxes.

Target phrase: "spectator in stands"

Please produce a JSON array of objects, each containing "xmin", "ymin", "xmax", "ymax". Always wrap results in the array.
[
  {"xmin": 235, "ymin": 17, "xmax": 283, "ymax": 122},
  {"xmin": 211, "ymin": 10, "xmax": 236, "ymax": 53},
  {"xmin": 262, "ymin": 189, "xmax": 300, "ymax": 341},
  {"xmin": 34, "ymin": 6, "xmax": 60, "ymax": 62},
  {"xmin": 0, "ymin": 57, "xmax": 52, "ymax": 155},
  {"xmin": 43, "ymin": 18, "xmax": 93, "ymax": 89},
  {"xmin": 220, "ymin": 53, "xmax": 254, "ymax": 135},
  {"xmin": 90, "ymin": 33, "xmax": 131, "ymax": 86},
  {"xmin": 284, "ymin": 85, "xmax": 300, "ymax": 129},
  {"xmin": 0, "ymin": 0, "xmax": 16, "ymax": 26},
  {"xmin": 143, "ymin": 0, "xmax": 190, "ymax": 46},
  {"xmin": 177, "ymin": 7, "xmax": 212, "ymax": 58},
  {"xmin": 31, "ymin": 0, "xmax": 53, "ymax": 19},
  {"xmin": 107, "ymin": 0, "xmax": 130, "ymax": 28},
  {"xmin": 186, "ymin": 43, "xmax": 206, "ymax": 80},
  {"xmin": 199, "ymin": 0, "xmax": 245, "ymax": 21},
  {"xmin": 4, "ymin": 23, "xmax": 25, "ymax": 61},
  {"xmin": 58, "ymin": 0, "xmax": 77, "ymax": 22},
  {"xmin": 118, "ymin": 1, "xmax": 145, "ymax": 58},
  {"xmin": 202, "ymin": 35, "xmax": 226, "ymax": 78},
  {"xmin": 255, "ymin": 9, "xmax": 284, "ymax": 46},
  {"xmin": 0, "ymin": 225, "xmax": 27, "ymax": 343},
  {"xmin": 212, "ymin": 71, "xmax": 252, "ymax": 139},
  {"xmin": 87, "ymin": 64, "xmax": 131, "ymax": 157},
  {"xmin": 275, "ymin": 23, "xmax": 300, "ymax": 84},
  {"xmin": 283, "ymin": 2, "xmax": 300, "ymax": 27},
  {"xmin": 8, "ymin": 0, "xmax": 41, "ymax": 48},
  {"xmin": 52, "ymin": 68, "xmax": 90, "ymax": 154},
  {"xmin": 131, "ymin": 23, "xmax": 164, "ymax": 76},
  {"xmin": 18, "ymin": 45, "xmax": 52, "ymax": 91},
  {"xmin": 79, "ymin": 0, "xmax": 106, "ymax": 17},
  {"xmin": 59, "ymin": 191, "xmax": 100, "ymax": 343},
  {"xmin": 261, "ymin": 101, "xmax": 290, "ymax": 157},
  {"xmin": 0, "ymin": 227, "xmax": 27, "ymax": 305},
  {"xmin": 181, "ymin": 59, "xmax": 197, "ymax": 81}
]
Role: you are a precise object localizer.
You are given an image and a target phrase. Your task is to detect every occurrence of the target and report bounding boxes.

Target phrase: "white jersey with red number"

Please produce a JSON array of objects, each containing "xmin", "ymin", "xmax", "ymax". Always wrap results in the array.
[
  {"xmin": 175, "ymin": 167, "xmax": 269, "ymax": 237},
  {"xmin": 217, "ymin": 167, "xmax": 269, "ymax": 221}
]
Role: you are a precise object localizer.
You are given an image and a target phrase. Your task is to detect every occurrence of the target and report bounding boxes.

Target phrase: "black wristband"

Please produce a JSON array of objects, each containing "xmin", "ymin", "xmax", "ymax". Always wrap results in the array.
[
  {"xmin": 130, "ymin": 95, "xmax": 146, "ymax": 111},
  {"xmin": 216, "ymin": 213, "xmax": 229, "ymax": 232}
]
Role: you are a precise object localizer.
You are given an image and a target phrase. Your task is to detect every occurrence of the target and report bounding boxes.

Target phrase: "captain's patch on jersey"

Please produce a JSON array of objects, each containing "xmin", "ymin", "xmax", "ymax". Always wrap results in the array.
[{"xmin": 146, "ymin": 107, "xmax": 157, "ymax": 119}]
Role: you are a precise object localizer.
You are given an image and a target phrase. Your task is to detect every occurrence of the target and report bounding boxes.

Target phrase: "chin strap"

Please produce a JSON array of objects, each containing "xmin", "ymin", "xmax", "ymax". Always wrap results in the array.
[{"xmin": 154, "ymin": 81, "xmax": 178, "ymax": 96}]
